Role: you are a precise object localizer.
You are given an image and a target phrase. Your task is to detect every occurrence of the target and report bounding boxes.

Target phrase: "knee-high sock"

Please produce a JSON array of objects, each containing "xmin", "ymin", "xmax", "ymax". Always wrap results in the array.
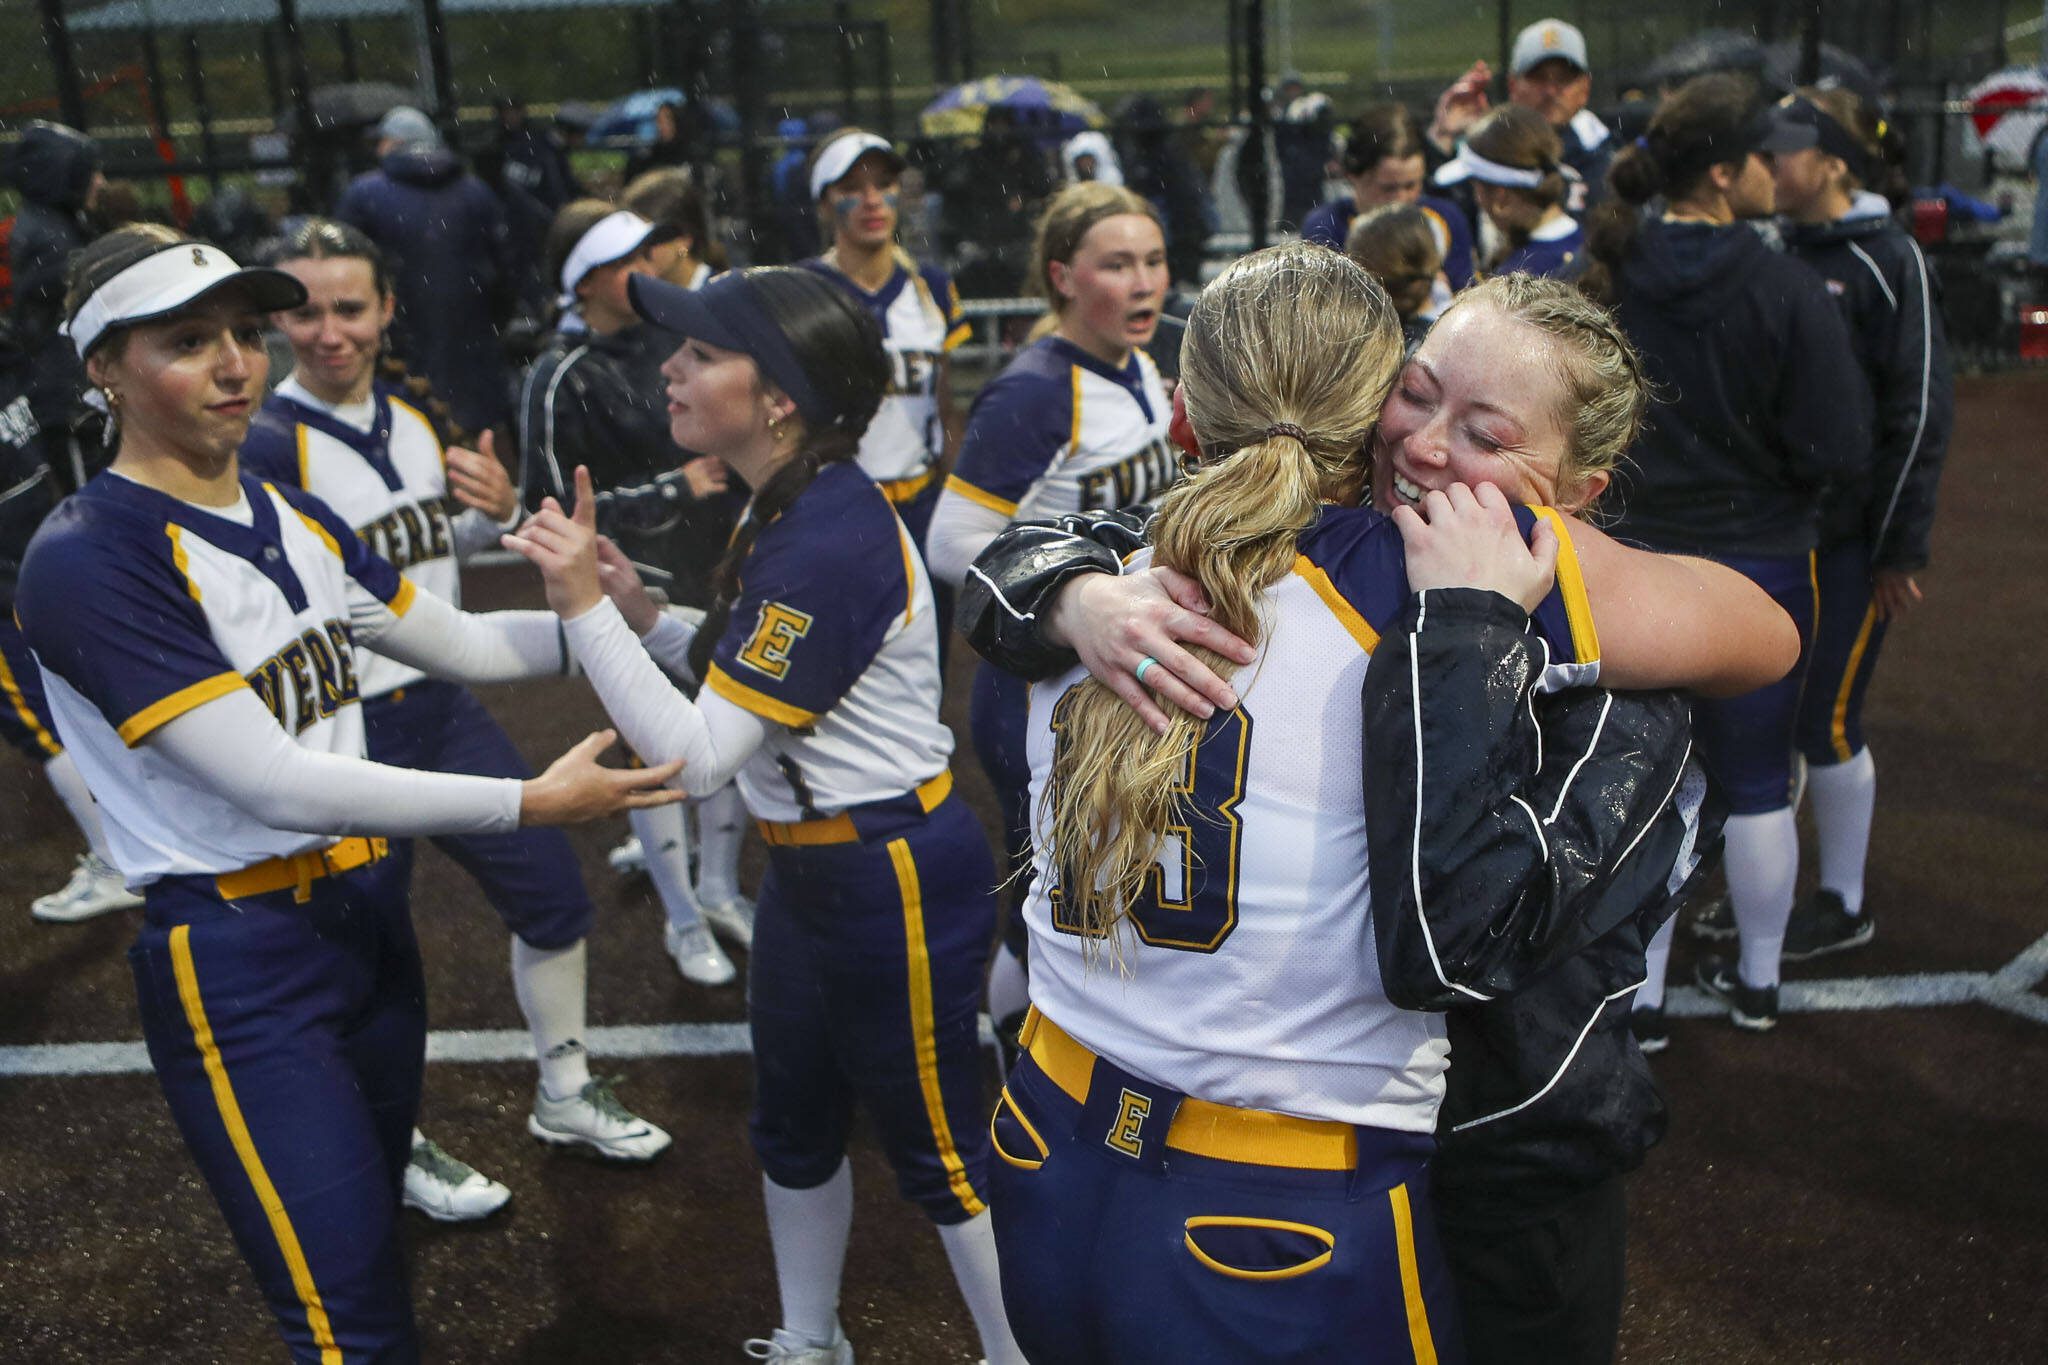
[
  {"xmin": 695, "ymin": 784, "xmax": 747, "ymax": 906},
  {"xmin": 986, "ymin": 941, "xmax": 1030, "ymax": 1025},
  {"xmin": 764, "ymin": 1163, "xmax": 854, "ymax": 1346},
  {"xmin": 43, "ymin": 750, "xmax": 114, "ymax": 865},
  {"xmin": 1725, "ymin": 809, "xmax": 1800, "ymax": 989},
  {"xmin": 936, "ymin": 1210, "xmax": 1026, "ymax": 1365},
  {"xmin": 1807, "ymin": 748, "xmax": 1876, "ymax": 915},
  {"xmin": 632, "ymin": 803, "xmax": 703, "ymax": 932},
  {"xmin": 1638, "ymin": 916, "xmax": 1675, "ymax": 1011},
  {"xmin": 512, "ymin": 936, "xmax": 592, "ymax": 1099}
]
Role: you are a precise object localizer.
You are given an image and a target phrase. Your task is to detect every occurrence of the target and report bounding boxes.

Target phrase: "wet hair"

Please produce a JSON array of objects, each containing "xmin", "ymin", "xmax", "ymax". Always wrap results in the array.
[
  {"xmin": 266, "ymin": 216, "xmax": 466, "ymax": 444},
  {"xmin": 1580, "ymin": 72, "xmax": 1765, "ymax": 303},
  {"xmin": 1344, "ymin": 203, "xmax": 1441, "ymax": 320},
  {"xmin": 1046, "ymin": 243, "xmax": 1404, "ymax": 961},
  {"xmin": 1026, "ymin": 181, "xmax": 1163, "ymax": 337},
  {"xmin": 1438, "ymin": 273, "xmax": 1650, "ymax": 508},
  {"xmin": 265, "ymin": 216, "xmax": 390, "ymax": 298},
  {"xmin": 1340, "ymin": 104, "xmax": 1427, "ymax": 177},
  {"xmin": 808, "ymin": 126, "xmax": 915, "ymax": 269},
  {"xmin": 685, "ymin": 267, "xmax": 889, "ymax": 680},
  {"xmin": 1464, "ymin": 105, "xmax": 1568, "ymax": 210},
  {"xmin": 622, "ymin": 167, "xmax": 728, "ymax": 271}
]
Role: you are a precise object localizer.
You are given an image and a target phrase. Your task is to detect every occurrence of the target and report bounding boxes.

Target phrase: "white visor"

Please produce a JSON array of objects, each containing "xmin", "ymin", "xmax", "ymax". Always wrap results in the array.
[
  {"xmin": 809, "ymin": 132, "xmax": 904, "ymax": 203},
  {"xmin": 1434, "ymin": 145, "xmax": 1550, "ymax": 190},
  {"xmin": 558, "ymin": 210, "xmax": 667, "ymax": 307},
  {"xmin": 62, "ymin": 242, "xmax": 304, "ymax": 360}
]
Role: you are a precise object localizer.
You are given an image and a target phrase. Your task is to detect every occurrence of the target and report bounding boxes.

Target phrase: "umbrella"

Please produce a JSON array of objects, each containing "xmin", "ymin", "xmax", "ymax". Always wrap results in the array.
[
  {"xmin": 1637, "ymin": 31, "xmax": 1767, "ymax": 91},
  {"xmin": 278, "ymin": 82, "xmax": 417, "ymax": 137},
  {"xmin": 920, "ymin": 76, "xmax": 1107, "ymax": 140},
  {"xmin": 1761, "ymin": 41, "xmax": 1884, "ymax": 104},
  {"xmin": 1964, "ymin": 65, "xmax": 2048, "ymax": 173},
  {"xmin": 587, "ymin": 88, "xmax": 739, "ymax": 144}
]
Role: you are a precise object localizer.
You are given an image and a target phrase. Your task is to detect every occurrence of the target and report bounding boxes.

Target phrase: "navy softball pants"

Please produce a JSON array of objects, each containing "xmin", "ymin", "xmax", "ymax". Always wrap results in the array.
[
  {"xmin": 130, "ymin": 856, "xmax": 423, "ymax": 1364},
  {"xmin": 1690, "ymin": 551, "xmax": 1818, "ymax": 815},
  {"xmin": 1795, "ymin": 539, "xmax": 1891, "ymax": 767},
  {"xmin": 747, "ymin": 791, "xmax": 997, "ymax": 1224}
]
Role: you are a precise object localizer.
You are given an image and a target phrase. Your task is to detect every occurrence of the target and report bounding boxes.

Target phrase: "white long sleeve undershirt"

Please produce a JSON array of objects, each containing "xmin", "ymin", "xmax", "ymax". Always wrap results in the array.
[
  {"xmin": 152, "ymin": 687, "xmax": 523, "ymax": 836},
  {"xmin": 561, "ymin": 597, "xmax": 766, "ymax": 799},
  {"xmin": 924, "ymin": 488, "xmax": 1012, "ymax": 590},
  {"xmin": 363, "ymin": 588, "xmax": 573, "ymax": 684}
]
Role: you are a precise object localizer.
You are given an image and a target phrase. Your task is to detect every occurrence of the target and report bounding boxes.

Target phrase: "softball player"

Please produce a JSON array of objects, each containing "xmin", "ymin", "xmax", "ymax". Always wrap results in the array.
[
  {"xmin": 1711, "ymin": 91, "xmax": 1949, "ymax": 960},
  {"xmin": 16, "ymin": 224, "xmax": 678, "ymax": 1363},
  {"xmin": 506, "ymin": 267, "xmax": 1022, "ymax": 1365},
  {"xmin": 243, "ymin": 219, "xmax": 674, "ymax": 1223},
  {"xmin": 521, "ymin": 200, "xmax": 752, "ymax": 987},
  {"xmin": 800, "ymin": 128, "xmax": 968, "ymax": 551},
  {"xmin": 1433, "ymin": 105, "xmax": 1585, "ymax": 278},
  {"xmin": 1579, "ymin": 74, "xmax": 1873, "ymax": 1032},
  {"xmin": 924, "ymin": 181, "xmax": 1180, "ymax": 1037},
  {"xmin": 1, "ymin": 320, "xmax": 140, "ymax": 922},
  {"xmin": 1301, "ymin": 102, "xmax": 1478, "ymax": 291},
  {"xmin": 993, "ymin": 244, "xmax": 1798, "ymax": 1365}
]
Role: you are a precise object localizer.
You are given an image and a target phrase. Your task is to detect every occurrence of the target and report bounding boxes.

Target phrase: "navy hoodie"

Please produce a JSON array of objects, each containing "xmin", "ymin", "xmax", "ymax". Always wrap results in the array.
[
  {"xmin": 335, "ymin": 146, "xmax": 516, "ymax": 433},
  {"xmin": 1604, "ymin": 218, "xmax": 1872, "ymax": 559},
  {"xmin": 1783, "ymin": 195, "xmax": 1954, "ymax": 572}
]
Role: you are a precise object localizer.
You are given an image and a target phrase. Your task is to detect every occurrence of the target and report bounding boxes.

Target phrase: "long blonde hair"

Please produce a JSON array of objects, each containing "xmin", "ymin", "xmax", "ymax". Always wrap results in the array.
[{"xmin": 1044, "ymin": 242, "xmax": 1403, "ymax": 961}]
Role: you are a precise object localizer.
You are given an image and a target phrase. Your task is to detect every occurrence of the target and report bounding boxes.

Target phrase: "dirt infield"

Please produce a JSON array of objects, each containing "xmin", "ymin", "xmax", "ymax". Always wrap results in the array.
[{"xmin": 2, "ymin": 373, "xmax": 2045, "ymax": 1363}]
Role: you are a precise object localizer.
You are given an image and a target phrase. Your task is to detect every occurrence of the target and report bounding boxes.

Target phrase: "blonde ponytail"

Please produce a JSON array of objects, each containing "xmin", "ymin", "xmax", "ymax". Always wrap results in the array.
[{"xmin": 1044, "ymin": 242, "xmax": 1404, "ymax": 962}]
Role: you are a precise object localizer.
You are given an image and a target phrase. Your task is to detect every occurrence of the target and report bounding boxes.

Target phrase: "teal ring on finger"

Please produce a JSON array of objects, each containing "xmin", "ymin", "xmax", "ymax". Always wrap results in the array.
[{"xmin": 1135, "ymin": 656, "xmax": 1161, "ymax": 686}]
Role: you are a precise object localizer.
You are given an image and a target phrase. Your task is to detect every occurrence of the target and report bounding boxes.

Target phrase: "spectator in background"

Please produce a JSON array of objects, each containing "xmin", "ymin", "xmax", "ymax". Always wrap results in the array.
[
  {"xmin": 2, "ymin": 121, "xmax": 102, "ymax": 461},
  {"xmin": 493, "ymin": 94, "xmax": 580, "ymax": 212},
  {"xmin": 1120, "ymin": 96, "xmax": 1213, "ymax": 289},
  {"xmin": 769, "ymin": 118, "xmax": 822, "ymax": 261},
  {"xmin": 1430, "ymin": 19, "xmax": 1614, "ymax": 214},
  {"xmin": 943, "ymin": 107, "xmax": 1053, "ymax": 297},
  {"xmin": 1060, "ymin": 131, "xmax": 1124, "ymax": 185},
  {"xmin": 625, "ymin": 101, "xmax": 698, "ymax": 184},
  {"xmin": 336, "ymin": 106, "xmax": 518, "ymax": 436},
  {"xmin": 1302, "ymin": 103, "xmax": 1476, "ymax": 290},
  {"xmin": 1272, "ymin": 72, "xmax": 1337, "ymax": 230},
  {"xmin": 1175, "ymin": 85, "xmax": 1227, "ymax": 181},
  {"xmin": 1434, "ymin": 104, "xmax": 1586, "ymax": 277},
  {"xmin": 1345, "ymin": 203, "xmax": 1442, "ymax": 350}
]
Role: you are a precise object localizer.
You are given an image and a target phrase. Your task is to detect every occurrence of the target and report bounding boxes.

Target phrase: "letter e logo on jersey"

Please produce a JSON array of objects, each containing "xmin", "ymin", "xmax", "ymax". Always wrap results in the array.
[
  {"xmin": 1106, "ymin": 1088, "xmax": 1152, "ymax": 1158},
  {"xmin": 737, "ymin": 602, "xmax": 814, "ymax": 680}
]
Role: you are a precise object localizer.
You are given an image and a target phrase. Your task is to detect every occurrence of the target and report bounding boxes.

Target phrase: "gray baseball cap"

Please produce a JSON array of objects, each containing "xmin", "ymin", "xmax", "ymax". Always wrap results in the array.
[
  {"xmin": 1511, "ymin": 19, "xmax": 1590, "ymax": 76},
  {"xmin": 375, "ymin": 106, "xmax": 441, "ymax": 149}
]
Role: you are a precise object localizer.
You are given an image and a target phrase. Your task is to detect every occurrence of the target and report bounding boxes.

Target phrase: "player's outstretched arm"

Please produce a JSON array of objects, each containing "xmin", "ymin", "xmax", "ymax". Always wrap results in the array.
[{"xmin": 148, "ymin": 690, "xmax": 679, "ymax": 837}]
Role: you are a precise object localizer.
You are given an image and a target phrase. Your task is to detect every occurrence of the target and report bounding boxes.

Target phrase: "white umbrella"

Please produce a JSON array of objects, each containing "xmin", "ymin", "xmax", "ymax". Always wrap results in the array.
[{"xmin": 1965, "ymin": 66, "xmax": 2048, "ymax": 173}]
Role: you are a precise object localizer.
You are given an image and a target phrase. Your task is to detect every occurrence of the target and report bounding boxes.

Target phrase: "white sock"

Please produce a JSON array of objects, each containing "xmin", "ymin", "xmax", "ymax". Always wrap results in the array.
[
  {"xmin": 512, "ymin": 936, "xmax": 592, "ymax": 1099},
  {"xmin": 1638, "ymin": 916, "xmax": 1675, "ymax": 1011},
  {"xmin": 44, "ymin": 750, "xmax": 115, "ymax": 865},
  {"xmin": 632, "ymin": 803, "xmax": 704, "ymax": 932},
  {"xmin": 936, "ymin": 1211, "xmax": 1026, "ymax": 1365},
  {"xmin": 1806, "ymin": 748, "xmax": 1876, "ymax": 915},
  {"xmin": 1724, "ymin": 809, "xmax": 1800, "ymax": 989},
  {"xmin": 986, "ymin": 942, "xmax": 1030, "ymax": 1025},
  {"xmin": 764, "ymin": 1164, "xmax": 854, "ymax": 1346},
  {"xmin": 695, "ymin": 784, "xmax": 747, "ymax": 907}
]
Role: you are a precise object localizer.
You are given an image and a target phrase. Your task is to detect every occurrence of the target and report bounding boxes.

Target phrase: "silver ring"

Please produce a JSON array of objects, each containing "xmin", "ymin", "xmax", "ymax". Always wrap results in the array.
[{"xmin": 1134, "ymin": 655, "xmax": 1161, "ymax": 686}]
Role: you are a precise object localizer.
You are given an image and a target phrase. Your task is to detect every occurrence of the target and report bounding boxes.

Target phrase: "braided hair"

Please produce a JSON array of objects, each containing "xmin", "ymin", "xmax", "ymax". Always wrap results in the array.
[{"xmin": 683, "ymin": 268, "xmax": 889, "ymax": 680}]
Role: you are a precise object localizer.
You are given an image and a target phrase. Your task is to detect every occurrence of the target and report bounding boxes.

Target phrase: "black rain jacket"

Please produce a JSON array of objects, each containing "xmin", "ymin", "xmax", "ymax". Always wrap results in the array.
[
  {"xmin": 1783, "ymin": 200, "xmax": 1955, "ymax": 572},
  {"xmin": 1605, "ymin": 218, "xmax": 1872, "ymax": 559},
  {"xmin": 957, "ymin": 512, "xmax": 1725, "ymax": 1218}
]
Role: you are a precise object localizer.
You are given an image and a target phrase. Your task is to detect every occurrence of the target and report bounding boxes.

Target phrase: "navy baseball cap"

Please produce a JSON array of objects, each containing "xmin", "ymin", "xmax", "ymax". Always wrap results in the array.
[
  {"xmin": 1765, "ymin": 96, "xmax": 1875, "ymax": 181},
  {"xmin": 629, "ymin": 270, "xmax": 829, "ymax": 426}
]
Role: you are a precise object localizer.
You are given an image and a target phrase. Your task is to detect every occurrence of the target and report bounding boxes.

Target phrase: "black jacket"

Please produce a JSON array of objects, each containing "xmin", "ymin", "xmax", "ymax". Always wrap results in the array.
[
  {"xmin": 0, "ymin": 324, "xmax": 59, "ymax": 606},
  {"xmin": 335, "ymin": 147, "xmax": 517, "ymax": 434},
  {"xmin": 1783, "ymin": 201, "xmax": 1955, "ymax": 572},
  {"xmin": 957, "ymin": 512, "xmax": 1723, "ymax": 1218},
  {"xmin": 1362, "ymin": 588, "xmax": 1720, "ymax": 1216},
  {"xmin": 2, "ymin": 122, "xmax": 97, "ymax": 466},
  {"xmin": 518, "ymin": 322, "xmax": 739, "ymax": 607},
  {"xmin": 1605, "ymin": 218, "xmax": 1872, "ymax": 559}
]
